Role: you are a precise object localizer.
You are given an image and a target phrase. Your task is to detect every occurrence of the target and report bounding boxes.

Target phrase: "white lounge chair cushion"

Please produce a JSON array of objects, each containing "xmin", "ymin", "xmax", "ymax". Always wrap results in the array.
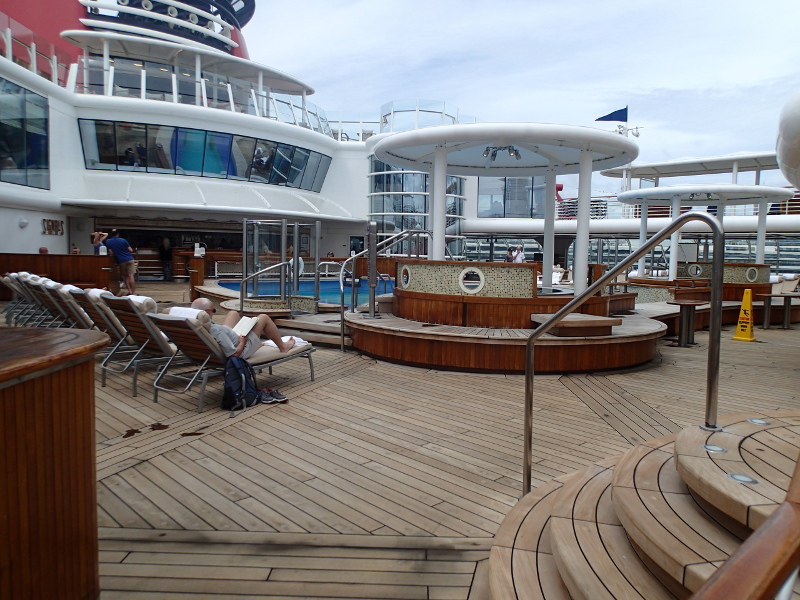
[
  {"xmin": 783, "ymin": 273, "xmax": 798, "ymax": 280},
  {"xmin": 769, "ymin": 275, "xmax": 784, "ymax": 283},
  {"xmin": 60, "ymin": 284, "xmax": 81, "ymax": 292},
  {"xmin": 88, "ymin": 288, "xmax": 113, "ymax": 299},
  {"xmin": 168, "ymin": 306, "xmax": 212, "ymax": 330},
  {"xmin": 123, "ymin": 294, "xmax": 157, "ymax": 313},
  {"xmin": 249, "ymin": 341, "xmax": 310, "ymax": 363}
]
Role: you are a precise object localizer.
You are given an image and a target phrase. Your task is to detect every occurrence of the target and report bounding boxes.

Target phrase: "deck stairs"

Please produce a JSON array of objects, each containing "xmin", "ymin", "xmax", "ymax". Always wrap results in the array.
[{"xmin": 488, "ymin": 410, "xmax": 800, "ymax": 600}]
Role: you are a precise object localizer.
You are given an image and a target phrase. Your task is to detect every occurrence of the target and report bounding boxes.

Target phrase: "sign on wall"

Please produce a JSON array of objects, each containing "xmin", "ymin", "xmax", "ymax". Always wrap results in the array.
[{"xmin": 42, "ymin": 219, "xmax": 65, "ymax": 235}]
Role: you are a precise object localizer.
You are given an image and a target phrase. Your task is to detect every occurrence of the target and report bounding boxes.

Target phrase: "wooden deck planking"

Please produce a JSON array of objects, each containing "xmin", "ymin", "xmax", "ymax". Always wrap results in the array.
[{"xmin": 85, "ymin": 321, "xmax": 800, "ymax": 598}]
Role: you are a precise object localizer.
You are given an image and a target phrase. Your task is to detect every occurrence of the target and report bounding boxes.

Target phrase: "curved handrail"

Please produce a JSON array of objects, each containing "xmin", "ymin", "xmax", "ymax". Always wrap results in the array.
[
  {"xmin": 522, "ymin": 211, "xmax": 725, "ymax": 494},
  {"xmin": 338, "ymin": 229, "xmax": 453, "ymax": 351},
  {"xmin": 688, "ymin": 457, "xmax": 800, "ymax": 600},
  {"xmin": 239, "ymin": 261, "xmax": 289, "ymax": 312}
]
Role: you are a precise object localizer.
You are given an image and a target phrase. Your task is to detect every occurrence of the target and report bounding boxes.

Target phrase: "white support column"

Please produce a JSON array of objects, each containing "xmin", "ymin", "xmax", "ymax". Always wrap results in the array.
[
  {"xmin": 755, "ymin": 170, "xmax": 761, "ymax": 185},
  {"xmin": 29, "ymin": 42, "xmax": 36, "ymax": 76},
  {"xmin": 195, "ymin": 54, "xmax": 202, "ymax": 106},
  {"xmin": 430, "ymin": 145, "xmax": 448, "ymax": 261},
  {"xmin": 140, "ymin": 67, "xmax": 146, "ymax": 100},
  {"xmin": 669, "ymin": 195, "xmax": 681, "ymax": 281},
  {"xmin": 756, "ymin": 201, "xmax": 767, "ymax": 264},
  {"xmin": 731, "ymin": 161, "xmax": 739, "ymax": 184},
  {"xmin": 542, "ymin": 167, "xmax": 556, "ymax": 289},
  {"xmin": 102, "ymin": 40, "xmax": 110, "ymax": 96},
  {"xmin": 573, "ymin": 149, "xmax": 593, "ymax": 295},
  {"xmin": 4, "ymin": 28, "xmax": 11, "ymax": 60},
  {"xmin": 638, "ymin": 202, "xmax": 648, "ymax": 276}
]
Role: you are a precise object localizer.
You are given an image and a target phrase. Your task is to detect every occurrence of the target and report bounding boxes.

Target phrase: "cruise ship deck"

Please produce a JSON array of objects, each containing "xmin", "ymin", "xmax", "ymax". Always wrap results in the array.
[{"xmin": 86, "ymin": 284, "xmax": 800, "ymax": 599}]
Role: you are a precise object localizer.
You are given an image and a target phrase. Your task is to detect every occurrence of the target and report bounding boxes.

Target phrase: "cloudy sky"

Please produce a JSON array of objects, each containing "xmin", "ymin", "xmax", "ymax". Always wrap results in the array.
[{"xmin": 245, "ymin": 0, "xmax": 800, "ymax": 195}]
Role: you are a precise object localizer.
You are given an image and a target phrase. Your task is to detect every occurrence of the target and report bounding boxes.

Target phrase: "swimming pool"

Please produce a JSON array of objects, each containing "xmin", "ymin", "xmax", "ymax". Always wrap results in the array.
[{"xmin": 218, "ymin": 278, "xmax": 393, "ymax": 305}]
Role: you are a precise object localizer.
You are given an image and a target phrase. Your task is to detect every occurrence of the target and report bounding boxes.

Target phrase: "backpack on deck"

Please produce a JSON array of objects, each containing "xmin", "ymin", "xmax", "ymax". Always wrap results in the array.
[{"xmin": 222, "ymin": 356, "xmax": 260, "ymax": 417}]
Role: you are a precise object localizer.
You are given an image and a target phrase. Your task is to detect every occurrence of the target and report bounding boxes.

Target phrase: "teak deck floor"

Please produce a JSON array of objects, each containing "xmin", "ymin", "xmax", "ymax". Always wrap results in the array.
[{"xmin": 94, "ymin": 324, "xmax": 800, "ymax": 599}]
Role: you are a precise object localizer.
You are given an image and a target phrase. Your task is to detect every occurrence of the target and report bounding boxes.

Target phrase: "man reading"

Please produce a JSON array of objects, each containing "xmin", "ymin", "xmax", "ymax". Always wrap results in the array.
[{"xmin": 191, "ymin": 298, "xmax": 295, "ymax": 359}]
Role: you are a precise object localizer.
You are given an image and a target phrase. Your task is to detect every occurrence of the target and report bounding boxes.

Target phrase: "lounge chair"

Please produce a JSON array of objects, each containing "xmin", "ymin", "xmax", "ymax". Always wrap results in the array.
[
  {"xmin": 147, "ymin": 309, "xmax": 315, "ymax": 413},
  {"xmin": 69, "ymin": 288, "xmax": 131, "ymax": 345},
  {"xmin": 1, "ymin": 273, "xmax": 42, "ymax": 325},
  {"xmin": 100, "ymin": 295, "xmax": 177, "ymax": 396}
]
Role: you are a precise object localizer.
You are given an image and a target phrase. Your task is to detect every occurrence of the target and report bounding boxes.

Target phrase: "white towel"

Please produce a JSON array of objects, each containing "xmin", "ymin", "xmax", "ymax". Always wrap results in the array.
[
  {"xmin": 60, "ymin": 284, "xmax": 81, "ymax": 292},
  {"xmin": 262, "ymin": 335, "xmax": 309, "ymax": 348},
  {"xmin": 168, "ymin": 306, "xmax": 205, "ymax": 319},
  {"xmin": 88, "ymin": 288, "xmax": 112, "ymax": 298}
]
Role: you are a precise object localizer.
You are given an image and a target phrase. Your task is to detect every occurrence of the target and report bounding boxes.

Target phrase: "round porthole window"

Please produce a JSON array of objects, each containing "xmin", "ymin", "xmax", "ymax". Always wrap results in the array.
[
  {"xmin": 745, "ymin": 266, "xmax": 759, "ymax": 283},
  {"xmin": 400, "ymin": 265, "xmax": 411, "ymax": 288},
  {"xmin": 458, "ymin": 267, "xmax": 485, "ymax": 294},
  {"xmin": 687, "ymin": 264, "xmax": 702, "ymax": 277}
]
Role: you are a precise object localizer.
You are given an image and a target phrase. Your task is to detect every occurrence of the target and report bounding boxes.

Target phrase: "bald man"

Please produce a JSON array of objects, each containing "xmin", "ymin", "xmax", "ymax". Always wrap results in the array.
[{"xmin": 191, "ymin": 297, "xmax": 295, "ymax": 359}]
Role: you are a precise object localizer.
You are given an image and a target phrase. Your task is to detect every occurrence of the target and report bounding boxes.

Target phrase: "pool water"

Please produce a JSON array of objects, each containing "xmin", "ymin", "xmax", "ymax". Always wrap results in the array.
[{"xmin": 218, "ymin": 278, "xmax": 393, "ymax": 305}]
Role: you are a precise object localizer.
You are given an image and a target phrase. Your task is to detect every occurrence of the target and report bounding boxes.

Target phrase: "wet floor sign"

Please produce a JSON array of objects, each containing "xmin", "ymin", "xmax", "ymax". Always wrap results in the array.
[{"xmin": 733, "ymin": 288, "xmax": 756, "ymax": 342}]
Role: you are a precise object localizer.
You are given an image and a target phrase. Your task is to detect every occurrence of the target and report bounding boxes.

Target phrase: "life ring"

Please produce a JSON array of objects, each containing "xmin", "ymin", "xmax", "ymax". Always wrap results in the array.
[
  {"xmin": 745, "ymin": 266, "xmax": 759, "ymax": 283},
  {"xmin": 687, "ymin": 264, "xmax": 702, "ymax": 277}
]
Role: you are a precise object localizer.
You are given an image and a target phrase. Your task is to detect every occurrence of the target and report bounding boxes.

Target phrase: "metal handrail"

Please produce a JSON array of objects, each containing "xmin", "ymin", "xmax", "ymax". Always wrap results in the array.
[
  {"xmin": 338, "ymin": 229, "xmax": 453, "ymax": 351},
  {"xmin": 239, "ymin": 261, "xmax": 289, "ymax": 312},
  {"xmin": 522, "ymin": 211, "xmax": 725, "ymax": 495}
]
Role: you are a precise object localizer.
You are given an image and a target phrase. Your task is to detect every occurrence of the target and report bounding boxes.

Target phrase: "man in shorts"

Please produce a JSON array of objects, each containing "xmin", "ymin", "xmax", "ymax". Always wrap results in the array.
[
  {"xmin": 190, "ymin": 297, "xmax": 296, "ymax": 359},
  {"xmin": 104, "ymin": 229, "xmax": 137, "ymax": 295}
]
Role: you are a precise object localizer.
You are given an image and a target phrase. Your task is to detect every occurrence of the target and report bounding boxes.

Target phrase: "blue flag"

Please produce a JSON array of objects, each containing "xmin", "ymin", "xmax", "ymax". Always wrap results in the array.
[{"xmin": 596, "ymin": 107, "xmax": 628, "ymax": 122}]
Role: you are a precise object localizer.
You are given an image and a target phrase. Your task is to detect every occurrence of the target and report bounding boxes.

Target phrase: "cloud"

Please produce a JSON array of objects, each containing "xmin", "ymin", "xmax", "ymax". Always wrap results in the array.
[{"xmin": 245, "ymin": 0, "xmax": 800, "ymax": 191}]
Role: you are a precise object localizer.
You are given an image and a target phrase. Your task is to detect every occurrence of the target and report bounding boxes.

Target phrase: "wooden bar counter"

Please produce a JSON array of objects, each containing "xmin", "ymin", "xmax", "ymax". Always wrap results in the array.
[{"xmin": 0, "ymin": 328, "xmax": 109, "ymax": 600}]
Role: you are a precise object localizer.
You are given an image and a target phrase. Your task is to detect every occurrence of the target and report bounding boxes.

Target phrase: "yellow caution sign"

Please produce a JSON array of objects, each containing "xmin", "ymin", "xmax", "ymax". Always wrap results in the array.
[{"xmin": 733, "ymin": 288, "xmax": 756, "ymax": 342}]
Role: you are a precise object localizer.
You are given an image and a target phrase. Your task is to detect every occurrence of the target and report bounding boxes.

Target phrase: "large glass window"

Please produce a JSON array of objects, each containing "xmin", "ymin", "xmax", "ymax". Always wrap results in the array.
[
  {"xmin": 146, "ymin": 125, "xmax": 176, "ymax": 173},
  {"xmin": 300, "ymin": 152, "xmax": 321, "ymax": 190},
  {"xmin": 115, "ymin": 122, "xmax": 147, "ymax": 171},
  {"xmin": 79, "ymin": 120, "xmax": 115, "ymax": 170},
  {"xmin": 249, "ymin": 139, "xmax": 276, "ymax": 183},
  {"xmin": 269, "ymin": 143, "xmax": 294, "ymax": 185},
  {"xmin": 286, "ymin": 147, "xmax": 309, "ymax": 188},
  {"xmin": 312, "ymin": 155, "xmax": 331, "ymax": 192},
  {"xmin": 203, "ymin": 131, "xmax": 232, "ymax": 178},
  {"xmin": 145, "ymin": 62, "xmax": 173, "ymax": 102},
  {"xmin": 111, "ymin": 58, "xmax": 142, "ymax": 98},
  {"xmin": 0, "ymin": 77, "xmax": 49, "ymax": 189},
  {"xmin": 175, "ymin": 128, "xmax": 206, "ymax": 176},
  {"xmin": 77, "ymin": 119, "xmax": 330, "ymax": 192},
  {"xmin": 229, "ymin": 135, "xmax": 256, "ymax": 181}
]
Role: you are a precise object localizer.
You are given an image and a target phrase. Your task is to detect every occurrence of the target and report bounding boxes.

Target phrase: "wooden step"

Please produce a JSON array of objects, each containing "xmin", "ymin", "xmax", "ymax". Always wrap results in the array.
[
  {"xmin": 674, "ymin": 410, "xmax": 800, "ymax": 529},
  {"xmin": 489, "ymin": 478, "xmax": 572, "ymax": 600},
  {"xmin": 278, "ymin": 328, "xmax": 352, "ymax": 348},
  {"xmin": 549, "ymin": 457, "xmax": 678, "ymax": 600},
  {"xmin": 612, "ymin": 436, "xmax": 745, "ymax": 594}
]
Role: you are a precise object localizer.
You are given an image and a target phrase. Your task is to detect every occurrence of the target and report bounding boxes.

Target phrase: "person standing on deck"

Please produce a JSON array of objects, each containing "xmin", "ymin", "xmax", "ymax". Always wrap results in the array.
[
  {"xmin": 512, "ymin": 245, "xmax": 525, "ymax": 263},
  {"xmin": 105, "ymin": 229, "xmax": 137, "ymax": 295},
  {"xmin": 159, "ymin": 238, "xmax": 173, "ymax": 281}
]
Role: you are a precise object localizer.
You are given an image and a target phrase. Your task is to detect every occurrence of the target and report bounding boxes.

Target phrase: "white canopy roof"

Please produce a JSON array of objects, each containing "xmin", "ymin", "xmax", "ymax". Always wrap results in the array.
[
  {"xmin": 617, "ymin": 184, "xmax": 793, "ymax": 206},
  {"xmin": 61, "ymin": 30, "xmax": 314, "ymax": 95},
  {"xmin": 368, "ymin": 122, "xmax": 639, "ymax": 176},
  {"xmin": 602, "ymin": 152, "xmax": 778, "ymax": 179}
]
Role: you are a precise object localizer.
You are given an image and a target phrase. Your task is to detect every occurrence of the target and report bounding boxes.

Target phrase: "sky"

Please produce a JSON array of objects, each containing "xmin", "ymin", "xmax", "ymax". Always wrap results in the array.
[{"xmin": 244, "ymin": 0, "xmax": 800, "ymax": 196}]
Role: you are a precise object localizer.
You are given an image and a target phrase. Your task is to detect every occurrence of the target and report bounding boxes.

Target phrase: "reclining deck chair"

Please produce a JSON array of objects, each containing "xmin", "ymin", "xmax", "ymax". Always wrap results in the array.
[
  {"xmin": 100, "ymin": 295, "xmax": 177, "ymax": 396},
  {"xmin": 147, "ymin": 309, "xmax": 315, "ymax": 413},
  {"xmin": 69, "ymin": 288, "xmax": 131, "ymax": 346},
  {"xmin": 51, "ymin": 284, "xmax": 96, "ymax": 330},
  {"xmin": 1, "ymin": 273, "xmax": 42, "ymax": 325}
]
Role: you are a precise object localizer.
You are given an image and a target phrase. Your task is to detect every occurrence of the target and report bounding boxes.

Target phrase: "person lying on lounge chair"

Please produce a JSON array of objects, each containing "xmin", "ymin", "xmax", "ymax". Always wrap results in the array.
[{"xmin": 190, "ymin": 297, "xmax": 295, "ymax": 359}]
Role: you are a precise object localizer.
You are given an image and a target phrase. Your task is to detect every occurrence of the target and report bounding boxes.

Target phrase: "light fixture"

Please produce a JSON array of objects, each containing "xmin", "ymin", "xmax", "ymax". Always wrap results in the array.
[
  {"xmin": 18, "ymin": 218, "xmax": 29, "ymax": 229},
  {"xmin": 482, "ymin": 145, "xmax": 522, "ymax": 164},
  {"xmin": 706, "ymin": 193, "xmax": 713, "ymax": 200}
]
